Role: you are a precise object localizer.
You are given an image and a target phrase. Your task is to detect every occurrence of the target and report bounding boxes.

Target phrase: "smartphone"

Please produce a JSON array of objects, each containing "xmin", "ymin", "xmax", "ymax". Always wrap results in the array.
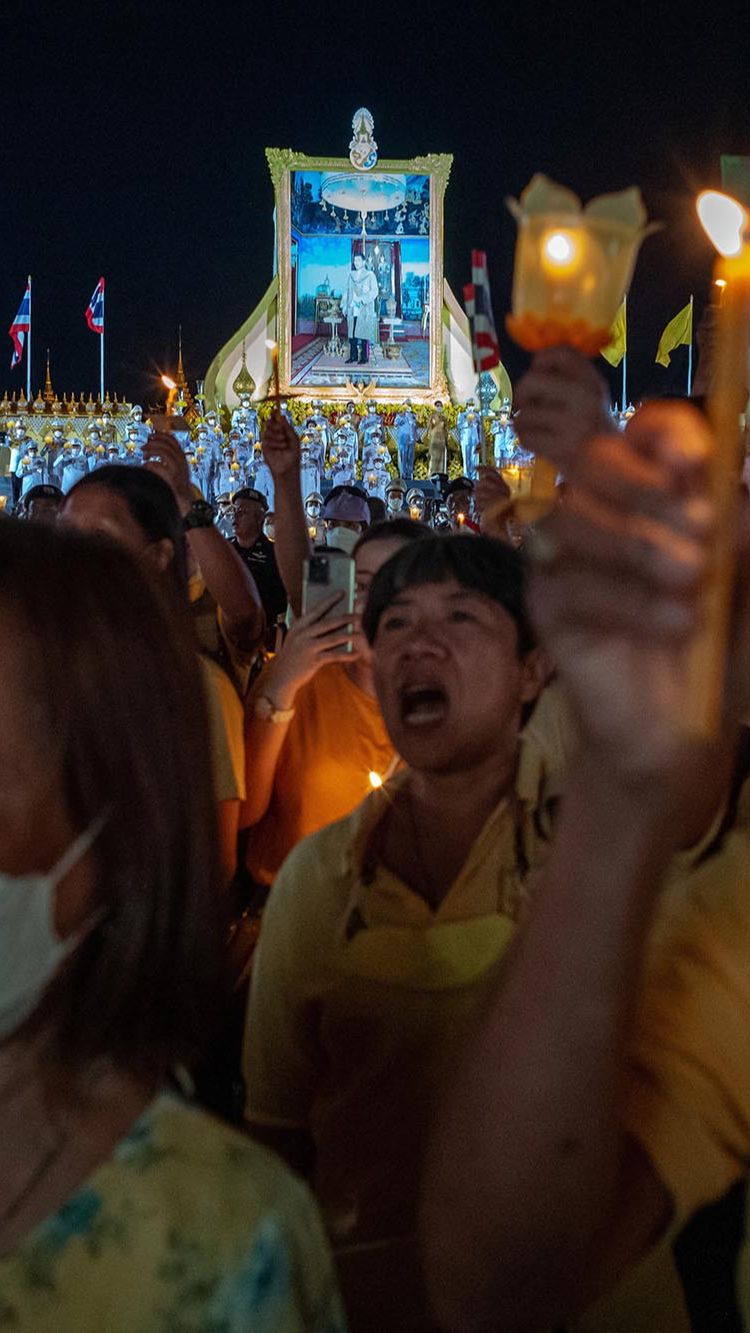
[{"xmin": 302, "ymin": 551, "xmax": 356, "ymax": 652}]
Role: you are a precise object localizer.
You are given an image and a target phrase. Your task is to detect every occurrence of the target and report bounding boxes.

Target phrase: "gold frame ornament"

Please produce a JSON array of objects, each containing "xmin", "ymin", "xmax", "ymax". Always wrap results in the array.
[{"xmin": 266, "ymin": 147, "xmax": 452, "ymax": 404}]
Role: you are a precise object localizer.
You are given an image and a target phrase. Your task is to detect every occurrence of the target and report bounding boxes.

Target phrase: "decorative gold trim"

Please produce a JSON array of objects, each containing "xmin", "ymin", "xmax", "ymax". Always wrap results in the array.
[
  {"xmin": 204, "ymin": 277, "xmax": 278, "ymax": 408},
  {"xmin": 267, "ymin": 148, "xmax": 452, "ymax": 404}
]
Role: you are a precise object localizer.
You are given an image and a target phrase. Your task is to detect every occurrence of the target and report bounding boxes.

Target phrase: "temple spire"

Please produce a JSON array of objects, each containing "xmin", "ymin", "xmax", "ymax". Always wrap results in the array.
[{"xmin": 43, "ymin": 348, "xmax": 54, "ymax": 404}]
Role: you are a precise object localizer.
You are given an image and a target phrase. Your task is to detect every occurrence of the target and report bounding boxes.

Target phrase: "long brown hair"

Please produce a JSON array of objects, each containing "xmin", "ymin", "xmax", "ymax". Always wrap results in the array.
[{"xmin": 0, "ymin": 519, "xmax": 225, "ymax": 1076}]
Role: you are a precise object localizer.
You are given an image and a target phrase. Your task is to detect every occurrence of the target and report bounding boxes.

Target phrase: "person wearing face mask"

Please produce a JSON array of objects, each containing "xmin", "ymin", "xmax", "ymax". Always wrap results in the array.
[
  {"xmin": 240, "ymin": 415, "xmax": 432, "ymax": 895},
  {"xmin": 322, "ymin": 487, "xmax": 370, "ymax": 556},
  {"xmin": 0, "ymin": 519, "xmax": 344, "ymax": 1331},
  {"xmin": 385, "ymin": 478, "xmax": 408, "ymax": 519}
]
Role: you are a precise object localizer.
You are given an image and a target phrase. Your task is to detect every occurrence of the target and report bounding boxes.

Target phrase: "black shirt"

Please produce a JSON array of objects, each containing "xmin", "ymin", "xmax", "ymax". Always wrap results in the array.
[{"xmin": 231, "ymin": 534, "xmax": 288, "ymax": 640}]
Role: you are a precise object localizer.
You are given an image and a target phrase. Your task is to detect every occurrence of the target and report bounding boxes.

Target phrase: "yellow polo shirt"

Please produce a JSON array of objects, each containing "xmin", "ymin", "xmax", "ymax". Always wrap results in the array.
[
  {"xmin": 244, "ymin": 760, "xmax": 558, "ymax": 1247},
  {"xmin": 199, "ymin": 656, "xmax": 246, "ymax": 803}
]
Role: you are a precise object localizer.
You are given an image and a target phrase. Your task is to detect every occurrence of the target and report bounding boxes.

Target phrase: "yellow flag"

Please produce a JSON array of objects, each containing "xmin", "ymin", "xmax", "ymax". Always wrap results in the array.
[
  {"xmin": 656, "ymin": 300, "xmax": 693, "ymax": 366},
  {"xmin": 600, "ymin": 300, "xmax": 627, "ymax": 367}
]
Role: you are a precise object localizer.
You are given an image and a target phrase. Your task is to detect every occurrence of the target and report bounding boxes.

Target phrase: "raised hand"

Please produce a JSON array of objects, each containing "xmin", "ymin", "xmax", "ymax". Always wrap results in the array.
[
  {"xmin": 514, "ymin": 345, "xmax": 615, "ymax": 474},
  {"xmin": 143, "ymin": 432, "xmax": 193, "ymax": 517},
  {"xmin": 529, "ymin": 400, "xmax": 714, "ymax": 779},
  {"xmin": 260, "ymin": 592, "xmax": 356, "ymax": 709},
  {"xmin": 262, "ymin": 413, "xmax": 301, "ymax": 481}
]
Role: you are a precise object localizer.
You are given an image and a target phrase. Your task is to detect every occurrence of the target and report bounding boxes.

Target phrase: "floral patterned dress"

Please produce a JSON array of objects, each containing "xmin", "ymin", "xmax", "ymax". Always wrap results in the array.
[{"xmin": 0, "ymin": 1093, "xmax": 346, "ymax": 1331}]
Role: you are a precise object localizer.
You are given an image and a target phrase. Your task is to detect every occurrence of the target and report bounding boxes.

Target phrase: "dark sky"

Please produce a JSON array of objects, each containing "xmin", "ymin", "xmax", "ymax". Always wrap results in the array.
[{"xmin": 3, "ymin": 0, "xmax": 750, "ymax": 407}]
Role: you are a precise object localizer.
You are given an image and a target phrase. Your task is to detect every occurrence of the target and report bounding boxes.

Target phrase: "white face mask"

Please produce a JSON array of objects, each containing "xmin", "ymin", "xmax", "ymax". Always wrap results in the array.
[
  {"xmin": 325, "ymin": 525, "xmax": 359, "ymax": 555},
  {"xmin": 0, "ymin": 820, "xmax": 104, "ymax": 1040}
]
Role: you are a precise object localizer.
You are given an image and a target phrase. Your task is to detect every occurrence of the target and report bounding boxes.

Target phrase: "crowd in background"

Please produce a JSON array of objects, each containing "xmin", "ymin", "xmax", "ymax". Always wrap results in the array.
[{"xmin": 4, "ymin": 335, "xmax": 750, "ymax": 1332}]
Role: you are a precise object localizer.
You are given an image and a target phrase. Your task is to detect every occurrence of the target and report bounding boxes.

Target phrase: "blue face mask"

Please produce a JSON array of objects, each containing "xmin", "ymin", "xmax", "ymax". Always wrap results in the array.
[{"xmin": 0, "ymin": 819, "xmax": 104, "ymax": 1040}]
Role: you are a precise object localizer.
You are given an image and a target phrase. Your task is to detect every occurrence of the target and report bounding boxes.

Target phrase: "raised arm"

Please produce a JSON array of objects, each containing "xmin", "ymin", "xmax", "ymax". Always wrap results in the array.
[
  {"xmin": 145, "ymin": 432, "xmax": 265, "ymax": 652},
  {"xmin": 242, "ymin": 593, "xmax": 355, "ymax": 827},
  {"xmin": 422, "ymin": 402, "xmax": 733, "ymax": 1331},
  {"xmin": 262, "ymin": 413, "xmax": 312, "ymax": 617}
]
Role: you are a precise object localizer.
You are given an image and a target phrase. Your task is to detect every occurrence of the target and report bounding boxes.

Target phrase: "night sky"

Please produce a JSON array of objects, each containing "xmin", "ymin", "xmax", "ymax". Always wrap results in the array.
[{"xmin": 3, "ymin": 0, "xmax": 750, "ymax": 407}]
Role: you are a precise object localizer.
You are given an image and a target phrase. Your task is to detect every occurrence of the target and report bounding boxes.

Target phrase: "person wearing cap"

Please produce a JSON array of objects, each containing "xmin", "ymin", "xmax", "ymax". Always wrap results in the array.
[
  {"xmin": 329, "ymin": 426, "xmax": 357, "ymax": 487},
  {"xmin": 321, "ymin": 486, "xmax": 370, "ymax": 556},
  {"xmin": 299, "ymin": 434, "xmax": 321, "ymax": 502},
  {"xmin": 394, "ymin": 401, "xmax": 419, "ymax": 481},
  {"xmin": 15, "ymin": 442, "xmax": 47, "ymax": 499},
  {"xmin": 447, "ymin": 476, "xmax": 479, "ymax": 533},
  {"xmin": 304, "ymin": 492, "xmax": 325, "ymax": 544},
  {"xmin": 385, "ymin": 477, "xmax": 407, "ymax": 518},
  {"xmin": 23, "ymin": 482, "xmax": 64, "ymax": 524},
  {"xmin": 230, "ymin": 486, "xmax": 287, "ymax": 646},
  {"xmin": 249, "ymin": 444, "xmax": 275, "ymax": 511},
  {"xmin": 456, "ymin": 399, "xmax": 482, "ymax": 480},
  {"xmin": 214, "ymin": 491, "xmax": 235, "ymax": 539},
  {"xmin": 56, "ymin": 438, "xmax": 89, "ymax": 495}
]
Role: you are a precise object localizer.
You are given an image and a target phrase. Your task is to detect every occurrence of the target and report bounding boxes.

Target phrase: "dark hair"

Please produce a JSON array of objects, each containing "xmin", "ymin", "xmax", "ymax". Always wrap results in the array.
[
  {"xmin": 363, "ymin": 533, "xmax": 534, "ymax": 653},
  {"xmin": 446, "ymin": 476, "xmax": 475, "ymax": 497},
  {"xmin": 66, "ymin": 464, "xmax": 188, "ymax": 595},
  {"xmin": 367, "ymin": 497, "xmax": 388, "ymax": 524},
  {"xmin": 0, "ymin": 519, "xmax": 224, "ymax": 1076},
  {"xmin": 353, "ymin": 516, "xmax": 432, "ymax": 556}
]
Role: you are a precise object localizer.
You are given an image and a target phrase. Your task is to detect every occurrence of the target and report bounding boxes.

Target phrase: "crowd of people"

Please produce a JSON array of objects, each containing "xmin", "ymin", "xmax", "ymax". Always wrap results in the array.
[{"xmin": 4, "ymin": 338, "xmax": 750, "ymax": 1331}]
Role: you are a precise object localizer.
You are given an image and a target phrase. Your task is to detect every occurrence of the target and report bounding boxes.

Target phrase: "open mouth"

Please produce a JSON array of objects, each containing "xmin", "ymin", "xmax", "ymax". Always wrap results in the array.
[{"xmin": 399, "ymin": 683, "xmax": 449, "ymax": 727}]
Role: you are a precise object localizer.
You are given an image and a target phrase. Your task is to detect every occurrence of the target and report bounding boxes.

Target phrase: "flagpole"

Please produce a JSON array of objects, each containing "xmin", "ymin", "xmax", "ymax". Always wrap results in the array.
[
  {"xmin": 100, "ymin": 280, "xmax": 105, "ymax": 404},
  {"xmin": 687, "ymin": 294, "xmax": 694, "ymax": 396},
  {"xmin": 26, "ymin": 275, "xmax": 31, "ymax": 402},
  {"xmin": 621, "ymin": 293, "xmax": 627, "ymax": 413}
]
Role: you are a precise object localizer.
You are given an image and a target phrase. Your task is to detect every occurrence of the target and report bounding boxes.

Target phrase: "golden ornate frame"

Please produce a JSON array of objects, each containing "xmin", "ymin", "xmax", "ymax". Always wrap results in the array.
[{"xmin": 266, "ymin": 148, "xmax": 452, "ymax": 403}]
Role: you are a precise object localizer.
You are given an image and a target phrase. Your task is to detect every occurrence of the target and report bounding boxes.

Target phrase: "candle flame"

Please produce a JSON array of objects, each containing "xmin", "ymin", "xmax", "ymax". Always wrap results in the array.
[
  {"xmin": 264, "ymin": 339, "xmax": 278, "ymax": 352},
  {"xmin": 368, "ymin": 770, "xmax": 383, "ymax": 789},
  {"xmin": 697, "ymin": 190, "xmax": 747, "ymax": 258},
  {"xmin": 161, "ymin": 375, "xmax": 176, "ymax": 390},
  {"xmin": 543, "ymin": 230, "xmax": 578, "ymax": 268}
]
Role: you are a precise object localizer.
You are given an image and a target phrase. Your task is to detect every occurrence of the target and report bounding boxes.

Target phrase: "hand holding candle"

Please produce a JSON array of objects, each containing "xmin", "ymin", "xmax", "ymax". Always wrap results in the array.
[
  {"xmin": 265, "ymin": 338, "xmax": 281, "ymax": 410},
  {"xmin": 506, "ymin": 175, "xmax": 657, "ymax": 517}
]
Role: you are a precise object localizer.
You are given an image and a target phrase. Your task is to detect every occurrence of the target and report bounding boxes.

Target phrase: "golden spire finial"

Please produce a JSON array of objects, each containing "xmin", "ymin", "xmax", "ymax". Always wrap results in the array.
[{"xmin": 43, "ymin": 348, "xmax": 54, "ymax": 404}]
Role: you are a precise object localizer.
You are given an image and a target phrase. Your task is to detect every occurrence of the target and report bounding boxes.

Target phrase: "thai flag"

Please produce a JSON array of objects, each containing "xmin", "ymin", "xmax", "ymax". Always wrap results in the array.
[
  {"xmin": 463, "ymin": 250, "xmax": 501, "ymax": 373},
  {"xmin": 9, "ymin": 280, "xmax": 30, "ymax": 368},
  {"xmin": 85, "ymin": 277, "xmax": 105, "ymax": 334}
]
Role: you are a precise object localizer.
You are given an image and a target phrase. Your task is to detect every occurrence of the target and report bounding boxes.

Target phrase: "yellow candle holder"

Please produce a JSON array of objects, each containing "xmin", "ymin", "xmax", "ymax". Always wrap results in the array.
[{"xmin": 506, "ymin": 175, "xmax": 657, "ymax": 355}]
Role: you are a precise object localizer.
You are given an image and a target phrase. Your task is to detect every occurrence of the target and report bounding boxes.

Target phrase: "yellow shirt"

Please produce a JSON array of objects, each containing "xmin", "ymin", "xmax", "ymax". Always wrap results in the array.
[
  {"xmin": 245, "ymin": 663, "xmax": 396, "ymax": 886},
  {"xmin": 577, "ymin": 808, "xmax": 750, "ymax": 1330},
  {"xmin": 189, "ymin": 571, "xmax": 258, "ymax": 697},
  {"xmin": 0, "ymin": 1093, "xmax": 344, "ymax": 1331},
  {"xmin": 199, "ymin": 656, "xmax": 246, "ymax": 803},
  {"xmin": 244, "ymin": 769, "xmax": 555, "ymax": 1248}
]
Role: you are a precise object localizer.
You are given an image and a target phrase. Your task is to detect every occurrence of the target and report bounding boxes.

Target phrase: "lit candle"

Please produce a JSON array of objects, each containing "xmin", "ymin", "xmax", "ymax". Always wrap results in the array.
[
  {"xmin": 684, "ymin": 190, "xmax": 750, "ymax": 737},
  {"xmin": 265, "ymin": 339, "xmax": 281, "ymax": 406},
  {"xmin": 410, "ymin": 505, "xmax": 420, "ymax": 521},
  {"xmin": 457, "ymin": 511, "xmax": 466, "ymax": 527},
  {"xmin": 368, "ymin": 770, "xmax": 383, "ymax": 789},
  {"xmin": 161, "ymin": 375, "xmax": 178, "ymax": 416},
  {"xmin": 506, "ymin": 176, "xmax": 656, "ymax": 519}
]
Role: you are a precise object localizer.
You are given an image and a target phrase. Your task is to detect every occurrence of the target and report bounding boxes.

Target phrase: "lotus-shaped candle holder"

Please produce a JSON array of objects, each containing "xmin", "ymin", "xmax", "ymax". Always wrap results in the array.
[{"xmin": 506, "ymin": 175, "xmax": 658, "ymax": 355}]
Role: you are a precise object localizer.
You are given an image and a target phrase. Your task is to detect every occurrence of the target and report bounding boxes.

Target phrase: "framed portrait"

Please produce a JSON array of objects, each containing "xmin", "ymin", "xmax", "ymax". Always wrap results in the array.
[{"xmin": 267, "ymin": 148, "xmax": 452, "ymax": 402}]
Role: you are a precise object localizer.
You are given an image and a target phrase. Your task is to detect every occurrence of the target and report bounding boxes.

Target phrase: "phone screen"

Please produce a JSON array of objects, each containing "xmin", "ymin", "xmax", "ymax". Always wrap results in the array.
[{"xmin": 302, "ymin": 552, "xmax": 356, "ymax": 651}]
